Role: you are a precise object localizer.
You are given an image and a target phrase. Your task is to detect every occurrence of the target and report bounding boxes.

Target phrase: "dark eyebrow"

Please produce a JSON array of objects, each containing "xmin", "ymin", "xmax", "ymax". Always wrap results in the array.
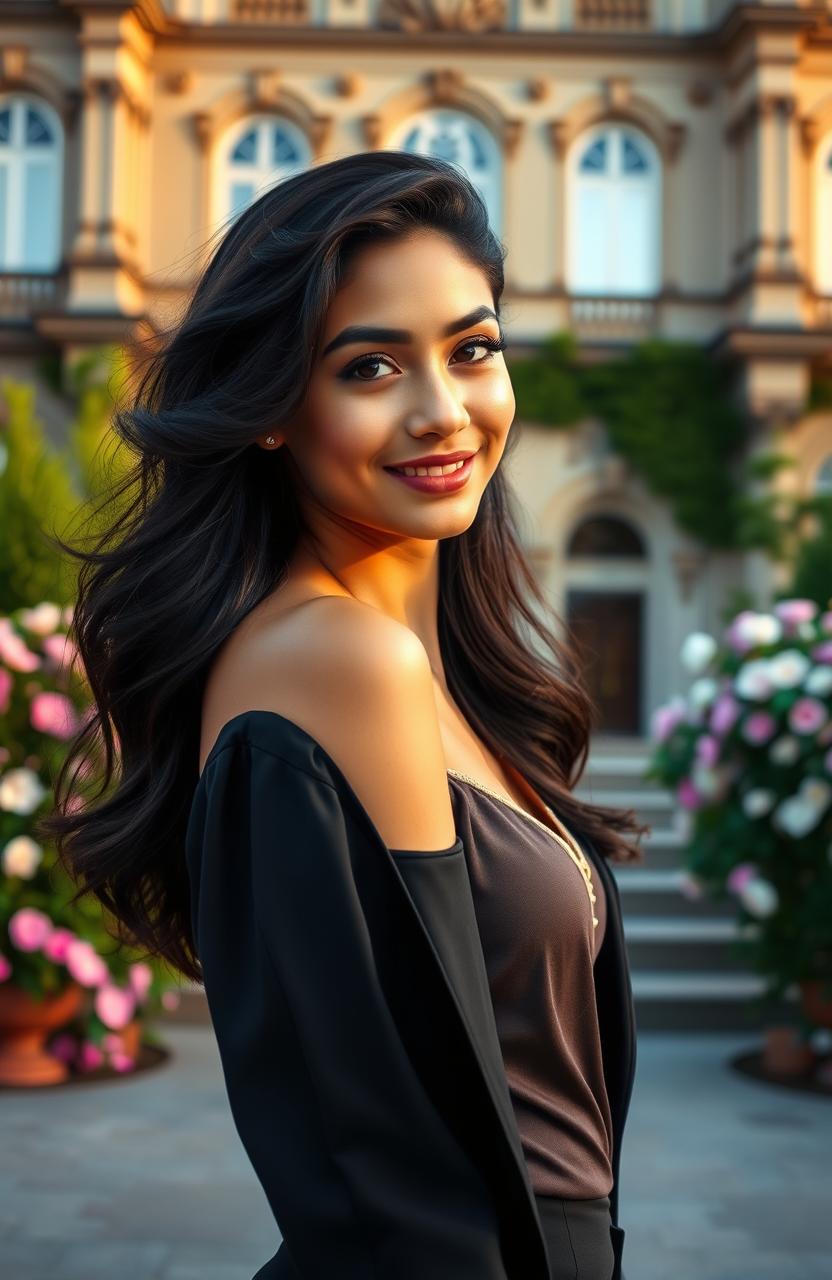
[{"xmin": 321, "ymin": 305, "xmax": 500, "ymax": 358}]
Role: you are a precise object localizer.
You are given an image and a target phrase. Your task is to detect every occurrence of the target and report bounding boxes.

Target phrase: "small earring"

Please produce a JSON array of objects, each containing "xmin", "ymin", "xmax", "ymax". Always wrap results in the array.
[{"xmin": 265, "ymin": 436, "xmax": 275, "ymax": 446}]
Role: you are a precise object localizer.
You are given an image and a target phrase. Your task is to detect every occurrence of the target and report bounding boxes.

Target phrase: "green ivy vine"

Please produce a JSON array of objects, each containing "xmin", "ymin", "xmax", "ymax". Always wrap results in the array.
[{"xmin": 508, "ymin": 332, "xmax": 757, "ymax": 550}]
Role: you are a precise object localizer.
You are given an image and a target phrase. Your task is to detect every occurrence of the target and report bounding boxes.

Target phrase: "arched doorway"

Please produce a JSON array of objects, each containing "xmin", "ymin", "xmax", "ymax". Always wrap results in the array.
[{"xmin": 564, "ymin": 513, "xmax": 648, "ymax": 734}]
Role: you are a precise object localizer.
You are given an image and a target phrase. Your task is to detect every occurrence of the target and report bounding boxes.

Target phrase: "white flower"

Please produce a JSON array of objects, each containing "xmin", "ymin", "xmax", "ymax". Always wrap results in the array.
[
  {"xmin": 689, "ymin": 677, "xmax": 720, "ymax": 712},
  {"xmin": 1, "ymin": 835, "xmax": 43, "ymax": 879},
  {"xmin": 805, "ymin": 666, "xmax": 832, "ymax": 697},
  {"xmin": 769, "ymin": 735, "xmax": 801, "ymax": 765},
  {"xmin": 0, "ymin": 767, "xmax": 47, "ymax": 815},
  {"xmin": 772, "ymin": 791, "xmax": 825, "ymax": 838},
  {"xmin": 735, "ymin": 660, "xmax": 774, "ymax": 701},
  {"xmin": 734, "ymin": 612, "xmax": 783, "ymax": 649},
  {"xmin": 741, "ymin": 788, "xmax": 777, "ymax": 819},
  {"xmin": 17, "ymin": 602, "xmax": 62, "ymax": 636},
  {"xmin": 690, "ymin": 761, "xmax": 729, "ymax": 799},
  {"xmin": 767, "ymin": 649, "xmax": 811, "ymax": 689},
  {"xmin": 739, "ymin": 877, "xmax": 779, "ymax": 918},
  {"xmin": 801, "ymin": 778, "xmax": 832, "ymax": 813},
  {"xmin": 680, "ymin": 632, "xmax": 717, "ymax": 675}
]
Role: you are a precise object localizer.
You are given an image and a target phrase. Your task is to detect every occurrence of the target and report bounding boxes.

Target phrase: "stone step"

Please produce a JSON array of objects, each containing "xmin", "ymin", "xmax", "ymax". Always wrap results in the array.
[
  {"xmin": 631, "ymin": 971, "xmax": 800, "ymax": 1031},
  {"xmin": 622, "ymin": 915, "xmax": 754, "ymax": 973},
  {"xmin": 574, "ymin": 786, "xmax": 681, "ymax": 835},
  {"xmin": 611, "ymin": 866, "xmax": 736, "ymax": 918}
]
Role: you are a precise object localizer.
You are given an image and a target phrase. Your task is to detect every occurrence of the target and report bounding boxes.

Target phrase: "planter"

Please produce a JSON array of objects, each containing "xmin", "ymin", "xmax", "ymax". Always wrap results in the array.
[
  {"xmin": 762, "ymin": 1025, "xmax": 815, "ymax": 1076},
  {"xmin": 0, "ymin": 981, "xmax": 85, "ymax": 1086},
  {"xmin": 799, "ymin": 979, "xmax": 832, "ymax": 1030}
]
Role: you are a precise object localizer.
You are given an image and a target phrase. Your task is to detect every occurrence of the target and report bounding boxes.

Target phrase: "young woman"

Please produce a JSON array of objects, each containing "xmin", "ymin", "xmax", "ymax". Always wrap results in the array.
[{"xmin": 43, "ymin": 151, "xmax": 646, "ymax": 1280}]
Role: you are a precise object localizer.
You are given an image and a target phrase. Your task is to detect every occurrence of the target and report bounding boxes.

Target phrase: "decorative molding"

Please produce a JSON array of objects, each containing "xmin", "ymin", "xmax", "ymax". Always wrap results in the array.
[
  {"xmin": 547, "ymin": 89, "xmax": 687, "ymax": 163},
  {"xmin": 335, "ymin": 72, "xmax": 363, "ymax": 98},
  {"xmin": 361, "ymin": 72, "xmax": 523, "ymax": 158},
  {"xmin": 192, "ymin": 81, "xmax": 333, "ymax": 159},
  {"xmin": 686, "ymin": 79, "xmax": 714, "ymax": 109},
  {"xmin": 82, "ymin": 76, "xmax": 151, "ymax": 130},
  {"xmin": 376, "ymin": 0, "xmax": 508, "ymax": 33},
  {"xmin": 163, "ymin": 71, "xmax": 194, "ymax": 96},
  {"xmin": 527, "ymin": 78, "xmax": 550, "ymax": 103},
  {"xmin": 0, "ymin": 52, "xmax": 82, "ymax": 132}
]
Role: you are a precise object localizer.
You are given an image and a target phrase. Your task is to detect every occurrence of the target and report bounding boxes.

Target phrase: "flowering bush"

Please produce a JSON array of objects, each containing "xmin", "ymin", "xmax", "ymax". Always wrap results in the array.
[
  {"xmin": 647, "ymin": 598, "xmax": 832, "ymax": 1006},
  {"xmin": 0, "ymin": 601, "xmax": 180, "ymax": 1075}
]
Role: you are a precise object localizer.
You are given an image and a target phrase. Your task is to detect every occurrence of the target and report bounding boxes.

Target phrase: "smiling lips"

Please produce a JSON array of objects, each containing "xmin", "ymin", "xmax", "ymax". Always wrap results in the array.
[{"xmin": 384, "ymin": 452, "xmax": 477, "ymax": 494}]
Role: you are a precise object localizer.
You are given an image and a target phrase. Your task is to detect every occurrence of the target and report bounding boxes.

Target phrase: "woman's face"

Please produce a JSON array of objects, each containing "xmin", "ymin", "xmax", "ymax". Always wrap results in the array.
[{"xmin": 268, "ymin": 228, "xmax": 515, "ymax": 548}]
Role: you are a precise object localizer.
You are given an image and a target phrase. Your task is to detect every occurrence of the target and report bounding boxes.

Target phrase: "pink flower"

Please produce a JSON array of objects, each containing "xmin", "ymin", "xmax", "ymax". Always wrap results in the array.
[
  {"xmin": 94, "ymin": 983, "xmax": 136, "ymax": 1030},
  {"xmin": 741, "ymin": 711, "xmax": 778, "ymax": 746},
  {"xmin": 161, "ymin": 989, "xmax": 181, "ymax": 1011},
  {"xmin": 812, "ymin": 641, "xmax": 832, "ymax": 663},
  {"xmin": 773, "ymin": 598, "xmax": 819, "ymax": 631},
  {"xmin": 651, "ymin": 696, "xmax": 687, "ymax": 743},
  {"xmin": 788, "ymin": 697, "xmax": 828, "ymax": 736},
  {"xmin": 0, "ymin": 666, "xmax": 11, "ymax": 716},
  {"xmin": 128, "ymin": 962, "xmax": 153, "ymax": 1003},
  {"xmin": 8, "ymin": 906, "xmax": 53, "ymax": 952},
  {"xmin": 109, "ymin": 1051, "xmax": 135, "ymax": 1073},
  {"xmin": 48, "ymin": 1032, "xmax": 78, "ymax": 1065},
  {"xmin": 821, "ymin": 611, "xmax": 832, "ymax": 635},
  {"xmin": 0, "ymin": 623, "xmax": 40, "ymax": 672},
  {"xmin": 65, "ymin": 938, "xmax": 109, "ymax": 987},
  {"xmin": 676, "ymin": 777, "xmax": 703, "ymax": 810},
  {"xmin": 42, "ymin": 927, "xmax": 76, "ymax": 964},
  {"xmin": 695, "ymin": 734, "xmax": 721, "ymax": 767},
  {"xmin": 727, "ymin": 862, "xmax": 758, "ymax": 895},
  {"xmin": 0, "ymin": 952, "xmax": 11, "ymax": 982},
  {"xmin": 41, "ymin": 633, "xmax": 79, "ymax": 672},
  {"xmin": 29, "ymin": 691, "xmax": 81, "ymax": 741},
  {"xmin": 77, "ymin": 1041, "xmax": 104, "ymax": 1072},
  {"xmin": 710, "ymin": 692, "xmax": 741, "ymax": 736}
]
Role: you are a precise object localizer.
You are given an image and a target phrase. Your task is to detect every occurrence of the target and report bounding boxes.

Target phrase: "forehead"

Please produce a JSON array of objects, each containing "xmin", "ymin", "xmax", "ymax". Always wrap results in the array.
[{"xmin": 327, "ymin": 229, "xmax": 491, "ymax": 326}]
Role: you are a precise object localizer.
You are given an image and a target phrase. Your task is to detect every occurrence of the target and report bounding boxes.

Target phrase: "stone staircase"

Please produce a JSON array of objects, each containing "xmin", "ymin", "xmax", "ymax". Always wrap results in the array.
[{"xmin": 576, "ymin": 736, "xmax": 801, "ymax": 1031}]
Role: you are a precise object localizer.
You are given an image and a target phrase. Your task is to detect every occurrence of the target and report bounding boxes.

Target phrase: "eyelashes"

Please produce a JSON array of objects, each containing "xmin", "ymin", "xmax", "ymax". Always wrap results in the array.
[{"xmin": 339, "ymin": 334, "xmax": 508, "ymax": 383}]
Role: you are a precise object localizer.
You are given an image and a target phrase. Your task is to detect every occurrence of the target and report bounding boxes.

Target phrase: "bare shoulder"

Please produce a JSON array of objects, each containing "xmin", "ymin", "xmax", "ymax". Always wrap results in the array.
[{"xmin": 200, "ymin": 595, "xmax": 455, "ymax": 851}]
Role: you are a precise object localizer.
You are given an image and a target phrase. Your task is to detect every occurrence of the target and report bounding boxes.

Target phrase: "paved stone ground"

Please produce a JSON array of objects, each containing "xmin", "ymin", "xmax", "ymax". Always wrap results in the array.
[{"xmin": 2, "ymin": 1025, "xmax": 829, "ymax": 1280}]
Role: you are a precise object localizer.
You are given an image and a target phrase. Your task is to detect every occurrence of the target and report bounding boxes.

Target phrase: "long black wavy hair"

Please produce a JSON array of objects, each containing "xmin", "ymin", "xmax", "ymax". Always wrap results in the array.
[{"xmin": 38, "ymin": 150, "xmax": 646, "ymax": 985}]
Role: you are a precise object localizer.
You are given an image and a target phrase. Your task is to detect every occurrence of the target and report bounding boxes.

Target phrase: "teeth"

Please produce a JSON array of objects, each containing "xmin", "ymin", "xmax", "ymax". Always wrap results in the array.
[{"xmin": 397, "ymin": 459, "xmax": 467, "ymax": 477}]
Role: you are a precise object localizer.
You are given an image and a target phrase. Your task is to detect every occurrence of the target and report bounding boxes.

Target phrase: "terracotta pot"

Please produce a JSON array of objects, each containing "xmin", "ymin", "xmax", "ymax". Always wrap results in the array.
[
  {"xmin": 799, "ymin": 979, "xmax": 832, "ymax": 1029},
  {"xmin": 0, "ymin": 981, "xmax": 85, "ymax": 1086},
  {"xmin": 762, "ymin": 1024, "xmax": 815, "ymax": 1076}
]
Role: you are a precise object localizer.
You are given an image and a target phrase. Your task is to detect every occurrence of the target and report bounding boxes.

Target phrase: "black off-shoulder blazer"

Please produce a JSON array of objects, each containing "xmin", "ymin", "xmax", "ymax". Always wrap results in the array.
[{"xmin": 185, "ymin": 709, "xmax": 636, "ymax": 1280}]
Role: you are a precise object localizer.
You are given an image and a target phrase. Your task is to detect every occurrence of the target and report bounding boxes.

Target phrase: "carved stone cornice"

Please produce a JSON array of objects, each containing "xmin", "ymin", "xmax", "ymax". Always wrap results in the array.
[{"xmin": 376, "ymin": 0, "xmax": 507, "ymax": 32}]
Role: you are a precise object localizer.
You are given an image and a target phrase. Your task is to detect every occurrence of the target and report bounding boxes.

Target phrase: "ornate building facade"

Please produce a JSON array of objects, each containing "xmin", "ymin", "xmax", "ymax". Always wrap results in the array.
[{"xmin": 2, "ymin": 0, "xmax": 832, "ymax": 737}]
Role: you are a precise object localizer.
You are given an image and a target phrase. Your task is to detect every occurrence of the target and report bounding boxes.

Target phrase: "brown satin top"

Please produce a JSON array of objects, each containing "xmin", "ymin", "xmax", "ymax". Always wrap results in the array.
[{"xmin": 447, "ymin": 770, "xmax": 614, "ymax": 1200}]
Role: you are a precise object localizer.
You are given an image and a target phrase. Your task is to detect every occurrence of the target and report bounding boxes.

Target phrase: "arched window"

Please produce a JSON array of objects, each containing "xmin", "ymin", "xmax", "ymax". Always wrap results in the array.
[
  {"xmin": 817, "ymin": 138, "xmax": 832, "ymax": 294},
  {"xmin": 566, "ymin": 514, "xmax": 647, "ymax": 558},
  {"xmin": 567, "ymin": 124, "xmax": 661, "ymax": 296},
  {"xmin": 387, "ymin": 110, "xmax": 502, "ymax": 236},
  {"xmin": 216, "ymin": 115, "xmax": 311, "ymax": 226},
  {"xmin": 815, "ymin": 453, "xmax": 832, "ymax": 495},
  {"xmin": 0, "ymin": 94, "xmax": 63, "ymax": 271}
]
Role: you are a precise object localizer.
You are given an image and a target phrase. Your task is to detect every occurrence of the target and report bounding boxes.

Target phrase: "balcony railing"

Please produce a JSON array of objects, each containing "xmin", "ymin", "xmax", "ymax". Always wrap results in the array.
[
  {"xmin": 231, "ymin": 0, "xmax": 310, "ymax": 20},
  {"xmin": 574, "ymin": 0, "xmax": 651, "ymax": 29},
  {"xmin": 568, "ymin": 296, "xmax": 658, "ymax": 341},
  {"xmin": 163, "ymin": 0, "xmax": 719, "ymax": 31},
  {"xmin": 0, "ymin": 271, "xmax": 67, "ymax": 321}
]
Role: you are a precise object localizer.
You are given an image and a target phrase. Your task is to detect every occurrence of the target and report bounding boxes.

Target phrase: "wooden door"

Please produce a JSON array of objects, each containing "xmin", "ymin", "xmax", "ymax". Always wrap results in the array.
[{"xmin": 566, "ymin": 590, "xmax": 644, "ymax": 734}]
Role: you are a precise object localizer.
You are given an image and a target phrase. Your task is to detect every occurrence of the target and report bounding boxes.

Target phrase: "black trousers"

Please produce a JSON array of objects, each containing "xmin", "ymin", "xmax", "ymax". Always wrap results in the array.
[{"xmin": 534, "ymin": 1193, "xmax": 615, "ymax": 1280}]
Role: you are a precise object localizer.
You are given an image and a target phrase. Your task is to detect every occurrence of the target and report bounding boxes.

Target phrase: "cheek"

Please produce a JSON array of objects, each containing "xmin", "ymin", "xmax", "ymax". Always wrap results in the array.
[{"xmin": 296, "ymin": 388, "xmax": 390, "ymax": 477}]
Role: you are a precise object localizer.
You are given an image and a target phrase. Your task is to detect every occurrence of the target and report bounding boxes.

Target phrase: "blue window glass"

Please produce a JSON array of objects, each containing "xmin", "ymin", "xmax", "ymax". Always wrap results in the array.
[
  {"xmin": 622, "ymin": 134, "xmax": 649, "ymax": 174},
  {"xmin": 273, "ymin": 127, "xmax": 299, "ymax": 166},
  {"xmin": 25, "ymin": 106, "xmax": 53, "ymax": 146},
  {"xmin": 580, "ymin": 137, "xmax": 607, "ymax": 173},
  {"xmin": 231, "ymin": 129, "xmax": 257, "ymax": 164},
  {"xmin": 0, "ymin": 107, "xmax": 11, "ymax": 145},
  {"xmin": 468, "ymin": 127, "xmax": 487, "ymax": 171}
]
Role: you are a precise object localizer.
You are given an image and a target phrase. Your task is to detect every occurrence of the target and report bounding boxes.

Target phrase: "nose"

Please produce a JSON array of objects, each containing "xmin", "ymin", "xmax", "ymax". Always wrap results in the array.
[{"xmin": 405, "ymin": 364, "xmax": 471, "ymax": 437}]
